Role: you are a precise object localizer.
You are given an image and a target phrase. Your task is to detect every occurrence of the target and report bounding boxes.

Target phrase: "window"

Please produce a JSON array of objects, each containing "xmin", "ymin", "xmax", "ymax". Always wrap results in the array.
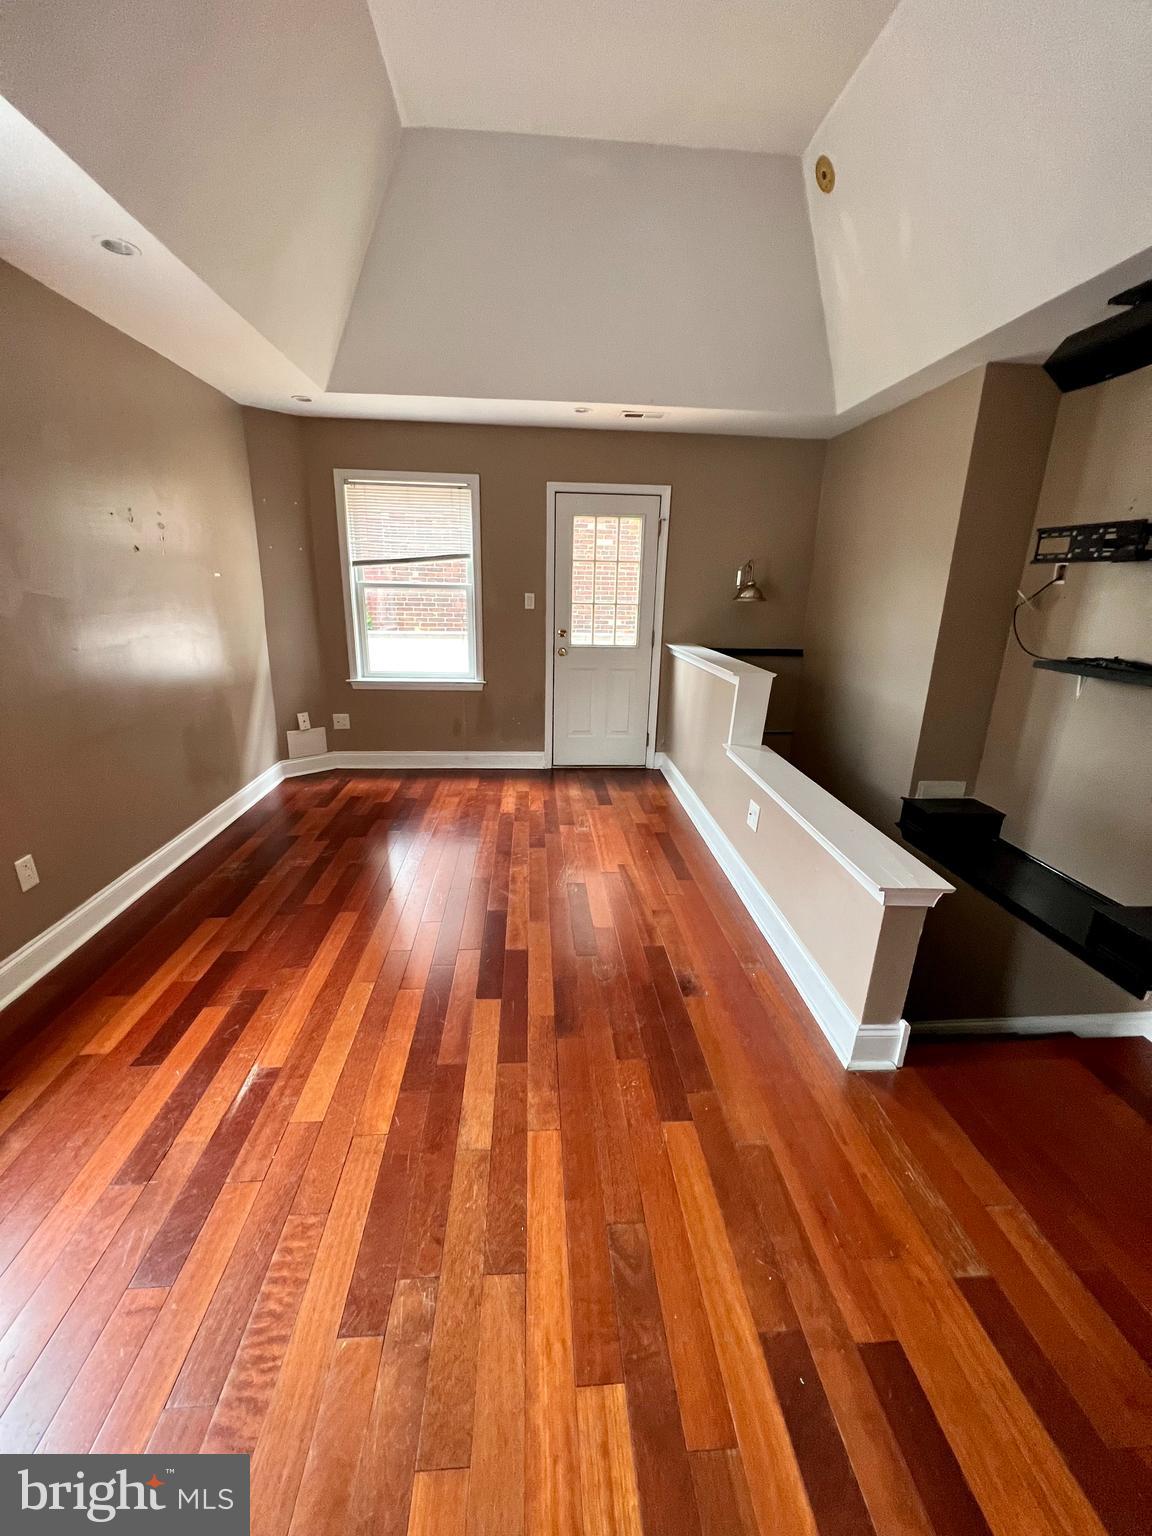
[
  {"xmin": 570, "ymin": 513, "xmax": 643, "ymax": 646},
  {"xmin": 336, "ymin": 470, "xmax": 483, "ymax": 688}
]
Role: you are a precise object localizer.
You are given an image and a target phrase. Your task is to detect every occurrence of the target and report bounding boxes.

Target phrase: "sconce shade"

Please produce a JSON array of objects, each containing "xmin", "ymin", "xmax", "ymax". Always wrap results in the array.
[{"xmin": 734, "ymin": 559, "xmax": 765, "ymax": 602}]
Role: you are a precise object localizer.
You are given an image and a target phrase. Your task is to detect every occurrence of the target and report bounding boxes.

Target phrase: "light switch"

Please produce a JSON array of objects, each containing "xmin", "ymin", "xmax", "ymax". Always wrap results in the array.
[{"xmin": 524, "ymin": 592, "xmax": 535, "ymax": 609}]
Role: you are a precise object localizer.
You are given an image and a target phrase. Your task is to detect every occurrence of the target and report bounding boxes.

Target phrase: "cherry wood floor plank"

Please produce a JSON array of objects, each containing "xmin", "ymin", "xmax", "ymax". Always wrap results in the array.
[
  {"xmin": 287, "ymin": 1335, "xmax": 383, "ymax": 1536},
  {"xmin": 248, "ymin": 1135, "xmax": 385, "ymax": 1536},
  {"xmin": 0, "ymin": 1180, "xmax": 140, "ymax": 1417},
  {"xmin": 171, "ymin": 1118, "xmax": 319, "ymax": 1407},
  {"xmin": 485, "ymin": 1062, "xmax": 528, "ymax": 1273},
  {"xmin": 606, "ymin": 1221, "xmax": 702, "ymax": 1536},
  {"xmin": 39, "ymin": 1285, "xmax": 168, "ymax": 1453},
  {"xmin": 92, "ymin": 1179, "xmax": 259, "ymax": 1452},
  {"xmin": 203, "ymin": 1212, "xmax": 324, "ymax": 1456},
  {"xmin": 617, "ymin": 1059, "xmax": 732, "ymax": 1452},
  {"xmin": 459, "ymin": 1000, "xmax": 500, "ymax": 1150},
  {"xmin": 666, "ymin": 1120, "xmax": 819, "ymax": 1536},
  {"xmin": 400, "ymin": 1064, "xmax": 467, "ymax": 1279},
  {"xmin": 407, "ymin": 1469, "xmax": 469, "ymax": 1536},
  {"xmin": 114, "ymin": 991, "xmax": 265, "ymax": 1185},
  {"xmin": 0, "ymin": 1143, "xmax": 200, "ymax": 1452},
  {"xmin": 959, "ymin": 1274, "xmax": 1152, "ymax": 1536},
  {"xmin": 349, "ymin": 1275, "xmax": 438, "ymax": 1536},
  {"xmin": 762, "ymin": 1328, "xmax": 877, "ymax": 1536},
  {"xmin": 466, "ymin": 1272, "xmax": 526, "ymax": 1536},
  {"xmin": 417, "ymin": 1146, "xmax": 490, "ymax": 1469},
  {"xmin": 859, "ymin": 1340, "xmax": 994, "ymax": 1536},
  {"xmin": 526, "ymin": 1129, "xmax": 583, "ymax": 1536},
  {"xmin": 557, "ymin": 1036, "xmax": 623, "ymax": 1387},
  {"xmin": 576, "ymin": 1383, "xmax": 644, "ymax": 1536},
  {"xmin": 340, "ymin": 1149, "xmax": 415, "ymax": 1338},
  {"xmin": 689, "ymin": 1449, "xmax": 759, "ymax": 1536}
]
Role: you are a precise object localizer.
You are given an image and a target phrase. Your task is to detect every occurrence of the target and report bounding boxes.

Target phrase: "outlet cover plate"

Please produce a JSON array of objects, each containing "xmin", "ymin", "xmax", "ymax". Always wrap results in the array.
[
  {"xmin": 333, "ymin": 713, "xmax": 351, "ymax": 730},
  {"xmin": 15, "ymin": 854, "xmax": 39, "ymax": 892},
  {"xmin": 746, "ymin": 800, "xmax": 760, "ymax": 832}
]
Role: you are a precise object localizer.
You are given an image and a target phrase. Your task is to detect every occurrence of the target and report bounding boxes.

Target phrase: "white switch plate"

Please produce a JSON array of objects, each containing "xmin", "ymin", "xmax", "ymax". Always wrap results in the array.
[
  {"xmin": 915, "ymin": 780, "xmax": 967, "ymax": 799},
  {"xmin": 333, "ymin": 713, "xmax": 350, "ymax": 730},
  {"xmin": 746, "ymin": 800, "xmax": 760, "ymax": 832},
  {"xmin": 14, "ymin": 854, "xmax": 39, "ymax": 893},
  {"xmin": 524, "ymin": 592, "xmax": 535, "ymax": 609},
  {"xmin": 296, "ymin": 711, "xmax": 311, "ymax": 731}
]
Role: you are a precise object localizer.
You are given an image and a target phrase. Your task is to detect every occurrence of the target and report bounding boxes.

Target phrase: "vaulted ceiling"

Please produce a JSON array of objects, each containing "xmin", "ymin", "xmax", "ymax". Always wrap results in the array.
[
  {"xmin": 368, "ymin": 0, "xmax": 899, "ymax": 154},
  {"xmin": 1, "ymin": 0, "xmax": 1149, "ymax": 436}
]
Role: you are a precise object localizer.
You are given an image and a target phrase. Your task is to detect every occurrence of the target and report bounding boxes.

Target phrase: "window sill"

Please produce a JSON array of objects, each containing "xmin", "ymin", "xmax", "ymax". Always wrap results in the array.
[{"xmin": 348, "ymin": 677, "xmax": 486, "ymax": 691}]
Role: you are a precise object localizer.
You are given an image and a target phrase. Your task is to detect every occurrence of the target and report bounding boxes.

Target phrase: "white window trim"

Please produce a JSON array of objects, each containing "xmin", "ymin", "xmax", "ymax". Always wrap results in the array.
[{"xmin": 334, "ymin": 468, "xmax": 485, "ymax": 691}]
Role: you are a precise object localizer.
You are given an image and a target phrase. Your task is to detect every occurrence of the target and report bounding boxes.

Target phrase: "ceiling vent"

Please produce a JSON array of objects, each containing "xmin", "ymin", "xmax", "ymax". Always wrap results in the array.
[{"xmin": 621, "ymin": 410, "xmax": 665, "ymax": 420}]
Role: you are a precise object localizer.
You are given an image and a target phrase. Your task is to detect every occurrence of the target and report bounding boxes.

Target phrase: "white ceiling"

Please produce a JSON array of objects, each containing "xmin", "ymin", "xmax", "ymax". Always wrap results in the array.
[{"xmin": 368, "ymin": 0, "xmax": 900, "ymax": 154}]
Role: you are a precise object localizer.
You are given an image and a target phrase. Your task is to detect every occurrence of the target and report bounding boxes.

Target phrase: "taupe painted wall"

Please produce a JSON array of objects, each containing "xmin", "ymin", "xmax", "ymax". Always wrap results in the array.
[
  {"xmin": 242, "ymin": 412, "xmax": 826, "ymax": 754},
  {"xmin": 0, "ymin": 263, "xmax": 277, "ymax": 959},
  {"xmin": 909, "ymin": 366, "xmax": 1152, "ymax": 1020},
  {"xmin": 911, "ymin": 366, "xmax": 1059, "ymax": 789},
  {"xmin": 795, "ymin": 365, "xmax": 1059, "ymax": 824},
  {"xmin": 243, "ymin": 411, "xmax": 327, "ymax": 738},
  {"xmin": 794, "ymin": 369, "xmax": 986, "ymax": 826}
]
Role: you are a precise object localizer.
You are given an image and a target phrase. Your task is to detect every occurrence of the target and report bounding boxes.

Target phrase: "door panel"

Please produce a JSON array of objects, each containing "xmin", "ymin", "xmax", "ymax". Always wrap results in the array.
[{"xmin": 552, "ymin": 491, "xmax": 662, "ymax": 767}]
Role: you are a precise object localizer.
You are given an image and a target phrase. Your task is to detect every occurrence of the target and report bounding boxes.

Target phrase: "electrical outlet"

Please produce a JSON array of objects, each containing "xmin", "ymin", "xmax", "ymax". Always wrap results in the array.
[
  {"xmin": 14, "ymin": 854, "xmax": 39, "ymax": 893},
  {"xmin": 332, "ymin": 713, "xmax": 350, "ymax": 731},
  {"xmin": 524, "ymin": 592, "xmax": 535, "ymax": 609},
  {"xmin": 746, "ymin": 800, "xmax": 760, "ymax": 832},
  {"xmin": 296, "ymin": 712, "xmax": 311, "ymax": 731}
]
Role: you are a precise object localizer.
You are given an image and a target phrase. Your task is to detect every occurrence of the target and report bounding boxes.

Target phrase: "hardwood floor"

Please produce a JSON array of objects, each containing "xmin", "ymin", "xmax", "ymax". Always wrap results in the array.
[{"xmin": 1, "ymin": 769, "xmax": 1150, "ymax": 1535}]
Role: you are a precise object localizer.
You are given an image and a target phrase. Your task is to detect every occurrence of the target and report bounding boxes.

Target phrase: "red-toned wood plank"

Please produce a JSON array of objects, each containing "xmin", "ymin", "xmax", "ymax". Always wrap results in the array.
[
  {"xmin": 859, "ymin": 1340, "xmax": 993, "ymax": 1536},
  {"xmin": 485, "ymin": 1062, "xmax": 528, "ymax": 1274},
  {"xmin": 606, "ymin": 1221, "xmax": 702, "ymax": 1536},
  {"xmin": 762, "ymin": 1329, "xmax": 877, "ymax": 1536},
  {"xmin": 556, "ymin": 1035, "xmax": 622, "ymax": 1386},
  {"xmin": 170, "ymin": 1118, "xmax": 318, "ymax": 1408},
  {"xmin": 131, "ymin": 1066, "xmax": 278, "ymax": 1288},
  {"xmin": 348, "ymin": 1276, "xmax": 437, "ymax": 1536},
  {"xmin": 399, "ymin": 1064, "xmax": 466, "ymax": 1278}
]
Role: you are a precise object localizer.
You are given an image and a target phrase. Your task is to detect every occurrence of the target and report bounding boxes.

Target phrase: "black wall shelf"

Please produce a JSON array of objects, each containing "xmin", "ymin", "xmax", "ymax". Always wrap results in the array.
[
  {"xmin": 1032, "ymin": 657, "xmax": 1152, "ymax": 688},
  {"xmin": 714, "ymin": 647, "xmax": 804, "ymax": 658},
  {"xmin": 898, "ymin": 798, "xmax": 1152, "ymax": 998}
]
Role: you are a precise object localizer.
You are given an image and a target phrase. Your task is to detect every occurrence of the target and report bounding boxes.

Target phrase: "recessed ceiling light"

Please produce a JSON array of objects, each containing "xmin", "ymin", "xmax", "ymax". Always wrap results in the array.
[
  {"xmin": 291, "ymin": 394, "xmax": 312, "ymax": 403},
  {"xmin": 99, "ymin": 237, "xmax": 140, "ymax": 256},
  {"xmin": 574, "ymin": 406, "xmax": 592, "ymax": 414}
]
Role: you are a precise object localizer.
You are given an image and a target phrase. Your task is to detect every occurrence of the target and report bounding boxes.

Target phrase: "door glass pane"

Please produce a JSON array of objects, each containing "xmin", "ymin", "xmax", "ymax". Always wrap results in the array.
[
  {"xmin": 570, "ymin": 514, "xmax": 644, "ymax": 646},
  {"xmin": 571, "ymin": 603, "xmax": 593, "ymax": 646}
]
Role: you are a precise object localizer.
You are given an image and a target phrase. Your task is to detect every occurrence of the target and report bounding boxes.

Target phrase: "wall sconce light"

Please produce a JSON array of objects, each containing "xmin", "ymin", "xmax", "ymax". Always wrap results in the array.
[{"xmin": 733, "ymin": 560, "xmax": 766, "ymax": 602}]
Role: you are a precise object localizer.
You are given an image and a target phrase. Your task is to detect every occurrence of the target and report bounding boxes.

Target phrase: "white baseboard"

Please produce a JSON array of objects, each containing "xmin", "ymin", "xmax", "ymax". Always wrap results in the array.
[
  {"xmin": 283, "ymin": 749, "xmax": 547, "ymax": 774},
  {"xmin": 912, "ymin": 1013, "xmax": 1152, "ymax": 1041},
  {"xmin": 659, "ymin": 756, "xmax": 908, "ymax": 1071},
  {"xmin": 0, "ymin": 761, "xmax": 285, "ymax": 1016},
  {"xmin": 0, "ymin": 748, "xmax": 552, "ymax": 1016}
]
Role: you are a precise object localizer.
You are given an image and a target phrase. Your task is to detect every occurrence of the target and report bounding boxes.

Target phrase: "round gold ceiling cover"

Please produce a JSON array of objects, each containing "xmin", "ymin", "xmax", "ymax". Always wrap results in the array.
[{"xmin": 814, "ymin": 154, "xmax": 835, "ymax": 194}]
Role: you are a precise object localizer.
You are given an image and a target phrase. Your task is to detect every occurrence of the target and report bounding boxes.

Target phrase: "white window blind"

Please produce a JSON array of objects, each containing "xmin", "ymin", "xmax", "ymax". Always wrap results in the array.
[
  {"xmin": 344, "ymin": 480, "xmax": 473, "ymax": 565},
  {"xmin": 337, "ymin": 472, "xmax": 483, "ymax": 686}
]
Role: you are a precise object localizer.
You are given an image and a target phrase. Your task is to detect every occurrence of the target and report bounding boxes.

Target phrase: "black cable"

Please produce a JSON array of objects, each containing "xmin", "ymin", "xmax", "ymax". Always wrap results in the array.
[{"xmin": 1010, "ymin": 574, "xmax": 1063, "ymax": 661}]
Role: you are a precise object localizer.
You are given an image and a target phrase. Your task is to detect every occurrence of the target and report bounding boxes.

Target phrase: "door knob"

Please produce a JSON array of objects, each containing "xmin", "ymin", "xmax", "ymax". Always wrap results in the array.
[{"xmin": 557, "ymin": 647, "xmax": 568, "ymax": 656}]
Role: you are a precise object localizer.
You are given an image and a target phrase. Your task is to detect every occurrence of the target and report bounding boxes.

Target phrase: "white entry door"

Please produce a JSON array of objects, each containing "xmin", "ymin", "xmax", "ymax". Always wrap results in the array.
[{"xmin": 551, "ymin": 488, "xmax": 664, "ymax": 767}]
